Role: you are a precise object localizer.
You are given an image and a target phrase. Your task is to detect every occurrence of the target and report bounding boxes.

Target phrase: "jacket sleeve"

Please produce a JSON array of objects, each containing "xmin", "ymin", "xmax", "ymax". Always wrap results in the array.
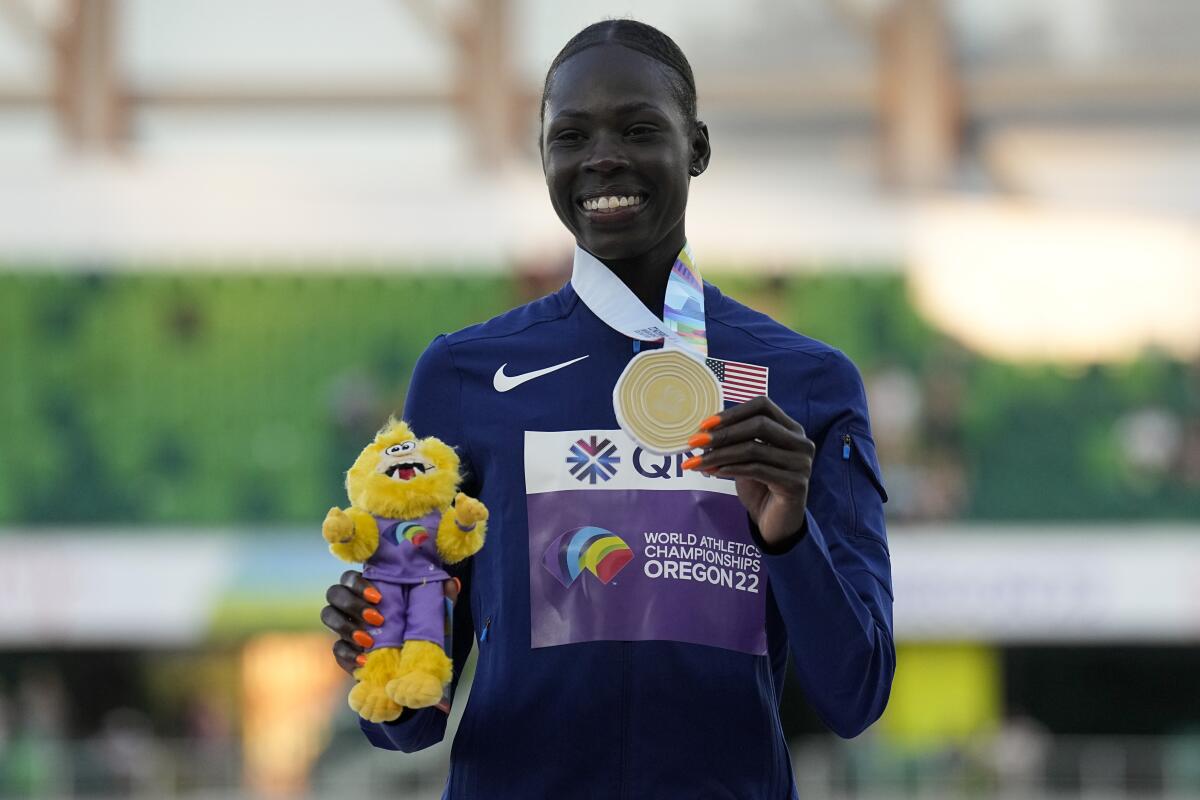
[
  {"xmin": 359, "ymin": 334, "xmax": 480, "ymax": 752},
  {"xmin": 751, "ymin": 349, "xmax": 895, "ymax": 739}
]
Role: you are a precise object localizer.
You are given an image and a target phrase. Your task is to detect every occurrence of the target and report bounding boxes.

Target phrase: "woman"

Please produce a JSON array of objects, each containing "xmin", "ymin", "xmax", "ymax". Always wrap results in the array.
[{"xmin": 321, "ymin": 19, "xmax": 893, "ymax": 799}]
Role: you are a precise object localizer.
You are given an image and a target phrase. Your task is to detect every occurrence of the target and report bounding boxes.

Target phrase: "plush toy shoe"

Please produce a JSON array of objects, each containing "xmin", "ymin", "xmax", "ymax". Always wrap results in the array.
[
  {"xmin": 386, "ymin": 640, "xmax": 453, "ymax": 708},
  {"xmin": 349, "ymin": 678, "xmax": 403, "ymax": 723}
]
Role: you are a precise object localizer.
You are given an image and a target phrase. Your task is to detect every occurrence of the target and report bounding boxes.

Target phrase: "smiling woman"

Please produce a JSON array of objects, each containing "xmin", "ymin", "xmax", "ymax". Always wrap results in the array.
[
  {"xmin": 540, "ymin": 29, "xmax": 710, "ymax": 312},
  {"xmin": 319, "ymin": 19, "xmax": 894, "ymax": 799}
]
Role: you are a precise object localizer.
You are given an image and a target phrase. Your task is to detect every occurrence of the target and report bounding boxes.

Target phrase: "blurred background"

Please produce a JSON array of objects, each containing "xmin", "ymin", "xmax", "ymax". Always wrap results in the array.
[{"xmin": 1, "ymin": 0, "xmax": 1199, "ymax": 797}]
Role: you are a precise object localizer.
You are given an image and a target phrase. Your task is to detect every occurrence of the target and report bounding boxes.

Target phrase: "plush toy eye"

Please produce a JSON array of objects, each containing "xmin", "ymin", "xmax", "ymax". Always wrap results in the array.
[{"xmin": 386, "ymin": 441, "xmax": 417, "ymax": 456}]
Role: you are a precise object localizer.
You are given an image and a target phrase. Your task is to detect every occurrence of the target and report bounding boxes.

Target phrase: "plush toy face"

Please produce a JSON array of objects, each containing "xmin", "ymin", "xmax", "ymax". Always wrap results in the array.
[{"xmin": 346, "ymin": 419, "xmax": 461, "ymax": 520}]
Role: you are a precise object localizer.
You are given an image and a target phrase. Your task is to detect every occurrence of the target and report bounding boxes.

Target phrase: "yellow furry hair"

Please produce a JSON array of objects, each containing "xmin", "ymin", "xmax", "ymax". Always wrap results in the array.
[{"xmin": 345, "ymin": 417, "xmax": 461, "ymax": 519}]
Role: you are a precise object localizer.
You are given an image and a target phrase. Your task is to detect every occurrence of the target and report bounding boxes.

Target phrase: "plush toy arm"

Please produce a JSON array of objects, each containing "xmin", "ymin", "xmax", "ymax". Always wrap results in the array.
[
  {"xmin": 324, "ymin": 506, "xmax": 381, "ymax": 563},
  {"xmin": 435, "ymin": 493, "xmax": 488, "ymax": 564}
]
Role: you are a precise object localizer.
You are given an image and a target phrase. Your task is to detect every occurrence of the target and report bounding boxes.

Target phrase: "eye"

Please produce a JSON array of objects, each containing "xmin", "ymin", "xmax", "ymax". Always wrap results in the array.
[
  {"xmin": 626, "ymin": 124, "xmax": 658, "ymax": 138},
  {"xmin": 386, "ymin": 441, "xmax": 417, "ymax": 456},
  {"xmin": 551, "ymin": 129, "xmax": 584, "ymax": 145}
]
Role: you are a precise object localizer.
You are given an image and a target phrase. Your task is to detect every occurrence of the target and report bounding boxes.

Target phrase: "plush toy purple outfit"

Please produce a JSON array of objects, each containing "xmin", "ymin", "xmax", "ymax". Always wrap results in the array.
[{"xmin": 362, "ymin": 511, "xmax": 450, "ymax": 647}]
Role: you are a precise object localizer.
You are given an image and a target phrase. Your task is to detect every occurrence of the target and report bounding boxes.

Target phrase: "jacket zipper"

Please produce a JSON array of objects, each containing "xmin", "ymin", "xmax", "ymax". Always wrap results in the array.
[{"xmin": 842, "ymin": 433, "xmax": 858, "ymax": 535}]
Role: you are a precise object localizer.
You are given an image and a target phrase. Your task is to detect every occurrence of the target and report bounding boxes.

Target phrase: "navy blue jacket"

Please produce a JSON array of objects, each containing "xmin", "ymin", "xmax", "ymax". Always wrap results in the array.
[{"xmin": 359, "ymin": 280, "xmax": 894, "ymax": 799}]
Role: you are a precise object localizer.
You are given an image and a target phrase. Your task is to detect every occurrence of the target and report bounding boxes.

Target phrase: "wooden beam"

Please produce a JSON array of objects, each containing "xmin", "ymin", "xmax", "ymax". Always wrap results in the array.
[
  {"xmin": 51, "ymin": 0, "xmax": 127, "ymax": 153},
  {"xmin": 875, "ymin": 0, "xmax": 961, "ymax": 191},
  {"xmin": 454, "ymin": 0, "xmax": 516, "ymax": 167}
]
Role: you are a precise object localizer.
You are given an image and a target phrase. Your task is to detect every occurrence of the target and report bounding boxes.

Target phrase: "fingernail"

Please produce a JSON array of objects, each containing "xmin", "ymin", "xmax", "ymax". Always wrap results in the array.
[
  {"xmin": 682, "ymin": 456, "xmax": 703, "ymax": 470},
  {"xmin": 699, "ymin": 415, "xmax": 722, "ymax": 431},
  {"xmin": 688, "ymin": 432, "xmax": 712, "ymax": 448},
  {"xmin": 352, "ymin": 630, "xmax": 375, "ymax": 648},
  {"xmin": 362, "ymin": 609, "xmax": 385, "ymax": 626},
  {"xmin": 355, "ymin": 654, "xmax": 367, "ymax": 666},
  {"xmin": 363, "ymin": 587, "xmax": 382, "ymax": 604}
]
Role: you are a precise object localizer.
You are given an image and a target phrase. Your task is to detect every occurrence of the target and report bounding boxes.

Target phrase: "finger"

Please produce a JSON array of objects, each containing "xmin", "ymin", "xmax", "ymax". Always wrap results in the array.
[
  {"xmin": 712, "ymin": 462, "xmax": 810, "ymax": 495},
  {"xmin": 695, "ymin": 415, "xmax": 809, "ymax": 452},
  {"xmin": 326, "ymin": 583, "xmax": 370, "ymax": 619},
  {"xmin": 332, "ymin": 639, "xmax": 363, "ymax": 675},
  {"xmin": 339, "ymin": 569, "xmax": 382, "ymax": 604},
  {"xmin": 320, "ymin": 602, "xmax": 361, "ymax": 639},
  {"xmin": 700, "ymin": 396, "xmax": 801, "ymax": 434},
  {"xmin": 693, "ymin": 440, "xmax": 811, "ymax": 472}
]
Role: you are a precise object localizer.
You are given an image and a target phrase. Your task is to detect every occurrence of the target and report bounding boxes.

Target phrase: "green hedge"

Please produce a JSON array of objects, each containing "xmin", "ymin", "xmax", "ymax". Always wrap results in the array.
[{"xmin": 1, "ymin": 270, "xmax": 1196, "ymax": 524}]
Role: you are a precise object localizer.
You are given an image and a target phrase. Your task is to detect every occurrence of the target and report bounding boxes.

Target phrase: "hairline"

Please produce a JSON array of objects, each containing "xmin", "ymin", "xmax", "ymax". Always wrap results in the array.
[{"xmin": 538, "ymin": 40, "xmax": 698, "ymax": 148}]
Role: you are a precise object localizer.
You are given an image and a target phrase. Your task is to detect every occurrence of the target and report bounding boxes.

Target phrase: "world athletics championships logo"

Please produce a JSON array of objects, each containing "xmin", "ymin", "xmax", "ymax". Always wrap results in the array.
[
  {"xmin": 542, "ymin": 526, "xmax": 634, "ymax": 588},
  {"xmin": 565, "ymin": 435, "xmax": 620, "ymax": 484}
]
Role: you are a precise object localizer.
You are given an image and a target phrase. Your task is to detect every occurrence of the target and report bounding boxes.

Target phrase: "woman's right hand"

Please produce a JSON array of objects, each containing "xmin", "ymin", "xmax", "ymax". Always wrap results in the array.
[
  {"xmin": 321, "ymin": 570, "xmax": 384, "ymax": 675},
  {"xmin": 321, "ymin": 571, "xmax": 463, "ymax": 676}
]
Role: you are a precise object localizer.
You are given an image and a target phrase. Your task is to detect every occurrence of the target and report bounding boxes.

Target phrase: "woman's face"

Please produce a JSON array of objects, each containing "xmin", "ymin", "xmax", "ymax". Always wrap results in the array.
[{"xmin": 541, "ymin": 44, "xmax": 709, "ymax": 262}]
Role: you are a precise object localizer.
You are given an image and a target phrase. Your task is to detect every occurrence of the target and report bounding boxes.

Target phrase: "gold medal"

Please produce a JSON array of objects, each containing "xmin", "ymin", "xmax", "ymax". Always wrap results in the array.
[{"xmin": 613, "ymin": 349, "xmax": 721, "ymax": 454}]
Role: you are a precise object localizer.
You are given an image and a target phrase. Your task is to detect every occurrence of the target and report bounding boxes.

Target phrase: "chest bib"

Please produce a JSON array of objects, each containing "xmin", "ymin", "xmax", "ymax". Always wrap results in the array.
[{"xmin": 525, "ymin": 428, "xmax": 767, "ymax": 655}]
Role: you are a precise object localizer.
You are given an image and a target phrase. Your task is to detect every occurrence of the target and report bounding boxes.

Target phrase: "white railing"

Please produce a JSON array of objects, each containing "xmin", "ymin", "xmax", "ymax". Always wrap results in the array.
[{"xmin": 5, "ymin": 734, "xmax": 1200, "ymax": 799}]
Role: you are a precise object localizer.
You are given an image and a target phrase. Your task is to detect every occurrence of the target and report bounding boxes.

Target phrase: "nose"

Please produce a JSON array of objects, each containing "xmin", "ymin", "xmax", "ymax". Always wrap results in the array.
[{"xmin": 582, "ymin": 133, "xmax": 629, "ymax": 173}]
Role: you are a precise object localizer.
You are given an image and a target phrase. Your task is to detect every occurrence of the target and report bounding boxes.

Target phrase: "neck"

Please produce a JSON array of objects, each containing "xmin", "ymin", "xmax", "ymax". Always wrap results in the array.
[{"xmin": 597, "ymin": 228, "xmax": 685, "ymax": 317}]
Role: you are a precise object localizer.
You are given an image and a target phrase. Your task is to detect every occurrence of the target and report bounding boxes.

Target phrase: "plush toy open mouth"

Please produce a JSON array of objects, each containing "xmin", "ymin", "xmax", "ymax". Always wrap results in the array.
[{"xmin": 385, "ymin": 461, "xmax": 434, "ymax": 481}]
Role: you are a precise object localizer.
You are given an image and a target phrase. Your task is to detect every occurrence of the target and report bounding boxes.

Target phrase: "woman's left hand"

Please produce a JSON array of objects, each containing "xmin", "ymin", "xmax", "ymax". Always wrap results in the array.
[{"xmin": 683, "ymin": 396, "xmax": 815, "ymax": 550}]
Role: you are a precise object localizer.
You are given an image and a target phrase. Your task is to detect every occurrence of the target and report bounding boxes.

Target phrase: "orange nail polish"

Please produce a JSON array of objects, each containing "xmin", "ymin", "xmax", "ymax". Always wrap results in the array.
[
  {"xmin": 699, "ymin": 415, "xmax": 722, "ymax": 431},
  {"xmin": 362, "ymin": 608, "xmax": 385, "ymax": 626},
  {"xmin": 355, "ymin": 654, "xmax": 367, "ymax": 666},
  {"xmin": 363, "ymin": 587, "xmax": 382, "ymax": 604},
  {"xmin": 682, "ymin": 456, "xmax": 703, "ymax": 470},
  {"xmin": 688, "ymin": 432, "xmax": 712, "ymax": 448},
  {"xmin": 352, "ymin": 630, "xmax": 375, "ymax": 648}
]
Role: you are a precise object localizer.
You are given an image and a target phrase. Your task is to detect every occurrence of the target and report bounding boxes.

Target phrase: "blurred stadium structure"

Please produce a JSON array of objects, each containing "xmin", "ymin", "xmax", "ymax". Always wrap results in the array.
[{"xmin": 2, "ymin": 1, "xmax": 1199, "ymax": 798}]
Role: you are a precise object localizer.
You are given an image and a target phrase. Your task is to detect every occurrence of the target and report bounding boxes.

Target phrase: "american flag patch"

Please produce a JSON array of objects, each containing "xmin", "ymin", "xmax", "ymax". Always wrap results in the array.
[{"xmin": 705, "ymin": 358, "xmax": 770, "ymax": 404}]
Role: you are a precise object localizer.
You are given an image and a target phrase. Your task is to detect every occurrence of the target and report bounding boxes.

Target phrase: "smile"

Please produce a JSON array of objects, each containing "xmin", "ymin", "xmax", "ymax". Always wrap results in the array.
[{"xmin": 579, "ymin": 194, "xmax": 644, "ymax": 212}]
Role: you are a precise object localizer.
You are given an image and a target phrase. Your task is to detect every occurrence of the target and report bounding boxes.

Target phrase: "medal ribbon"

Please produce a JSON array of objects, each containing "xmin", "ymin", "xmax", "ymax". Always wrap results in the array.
[{"xmin": 570, "ymin": 243, "xmax": 708, "ymax": 357}]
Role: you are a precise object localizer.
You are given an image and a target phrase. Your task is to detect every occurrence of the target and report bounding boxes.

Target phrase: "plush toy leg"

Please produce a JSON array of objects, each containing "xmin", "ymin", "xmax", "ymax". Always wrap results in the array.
[
  {"xmin": 386, "ymin": 639, "xmax": 453, "ymax": 709},
  {"xmin": 348, "ymin": 646, "xmax": 404, "ymax": 723}
]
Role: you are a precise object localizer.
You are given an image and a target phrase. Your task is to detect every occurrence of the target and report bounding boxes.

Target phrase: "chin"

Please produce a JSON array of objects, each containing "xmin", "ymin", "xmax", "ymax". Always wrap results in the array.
[
  {"xmin": 574, "ymin": 223, "xmax": 666, "ymax": 262},
  {"xmin": 578, "ymin": 237, "xmax": 645, "ymax": 261}
]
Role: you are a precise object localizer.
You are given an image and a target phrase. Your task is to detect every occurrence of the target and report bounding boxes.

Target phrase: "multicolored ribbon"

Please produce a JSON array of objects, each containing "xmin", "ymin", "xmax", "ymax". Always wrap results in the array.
[
  {"xmin": 662, "ymin": 246, "xmax": 707, "ymax": 356},
  {"xmin": 571, "ymin": 242, "xmax": 708, "ymax": 358}
]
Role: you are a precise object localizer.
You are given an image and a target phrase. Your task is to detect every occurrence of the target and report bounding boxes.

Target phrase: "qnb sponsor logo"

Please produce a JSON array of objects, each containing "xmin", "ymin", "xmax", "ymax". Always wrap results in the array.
[
  {"xmin": 632, "ymin": 448, "xmax": 703, "ymax": 480},
  {"xmin": 566, "ymin": 435, "xmax": 620, "ymax": 484},
  {"xmin": 542, "ymin": 526, "xmax": 634, "ymax": 588}
]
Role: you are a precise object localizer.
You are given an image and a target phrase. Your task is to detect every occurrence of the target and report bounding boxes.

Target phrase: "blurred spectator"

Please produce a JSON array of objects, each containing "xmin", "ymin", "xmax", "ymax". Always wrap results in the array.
[
  {"xmin": 1116, "ymin": 407, "xmax": 1181, "ymax": 477},
  {"xmin": 94, "ymin": 708, "xmax": 165, "ymax": 797},
  {"xmin": 986, "ymin": 713, "xmax": 1052, "ymax": 797}
]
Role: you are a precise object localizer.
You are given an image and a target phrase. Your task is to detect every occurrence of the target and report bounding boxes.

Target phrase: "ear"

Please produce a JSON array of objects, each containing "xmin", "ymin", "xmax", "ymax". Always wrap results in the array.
[{"xmin": 689, "ymin": 120, "xmax": 711, "ymax": 177}]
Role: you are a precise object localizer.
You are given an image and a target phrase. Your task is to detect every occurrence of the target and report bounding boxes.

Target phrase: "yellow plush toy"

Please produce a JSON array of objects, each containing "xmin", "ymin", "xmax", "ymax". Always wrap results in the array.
[{"xmin": 323, "ymin": 418, "xmax": 488, "ymax": 723}]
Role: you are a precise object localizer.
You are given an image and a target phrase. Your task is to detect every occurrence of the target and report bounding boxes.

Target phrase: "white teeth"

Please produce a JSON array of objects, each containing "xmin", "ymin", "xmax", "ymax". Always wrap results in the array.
[{"xmin": 581, "ymin": 195, "xmax": 643, "ymax": 212}]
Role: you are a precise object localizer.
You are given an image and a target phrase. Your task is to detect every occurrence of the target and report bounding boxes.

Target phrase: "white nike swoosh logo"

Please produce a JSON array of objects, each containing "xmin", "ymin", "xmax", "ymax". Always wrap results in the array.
[{"xmin": 493, "ymin": 355, "xmax": 589, "ymax": 392}]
